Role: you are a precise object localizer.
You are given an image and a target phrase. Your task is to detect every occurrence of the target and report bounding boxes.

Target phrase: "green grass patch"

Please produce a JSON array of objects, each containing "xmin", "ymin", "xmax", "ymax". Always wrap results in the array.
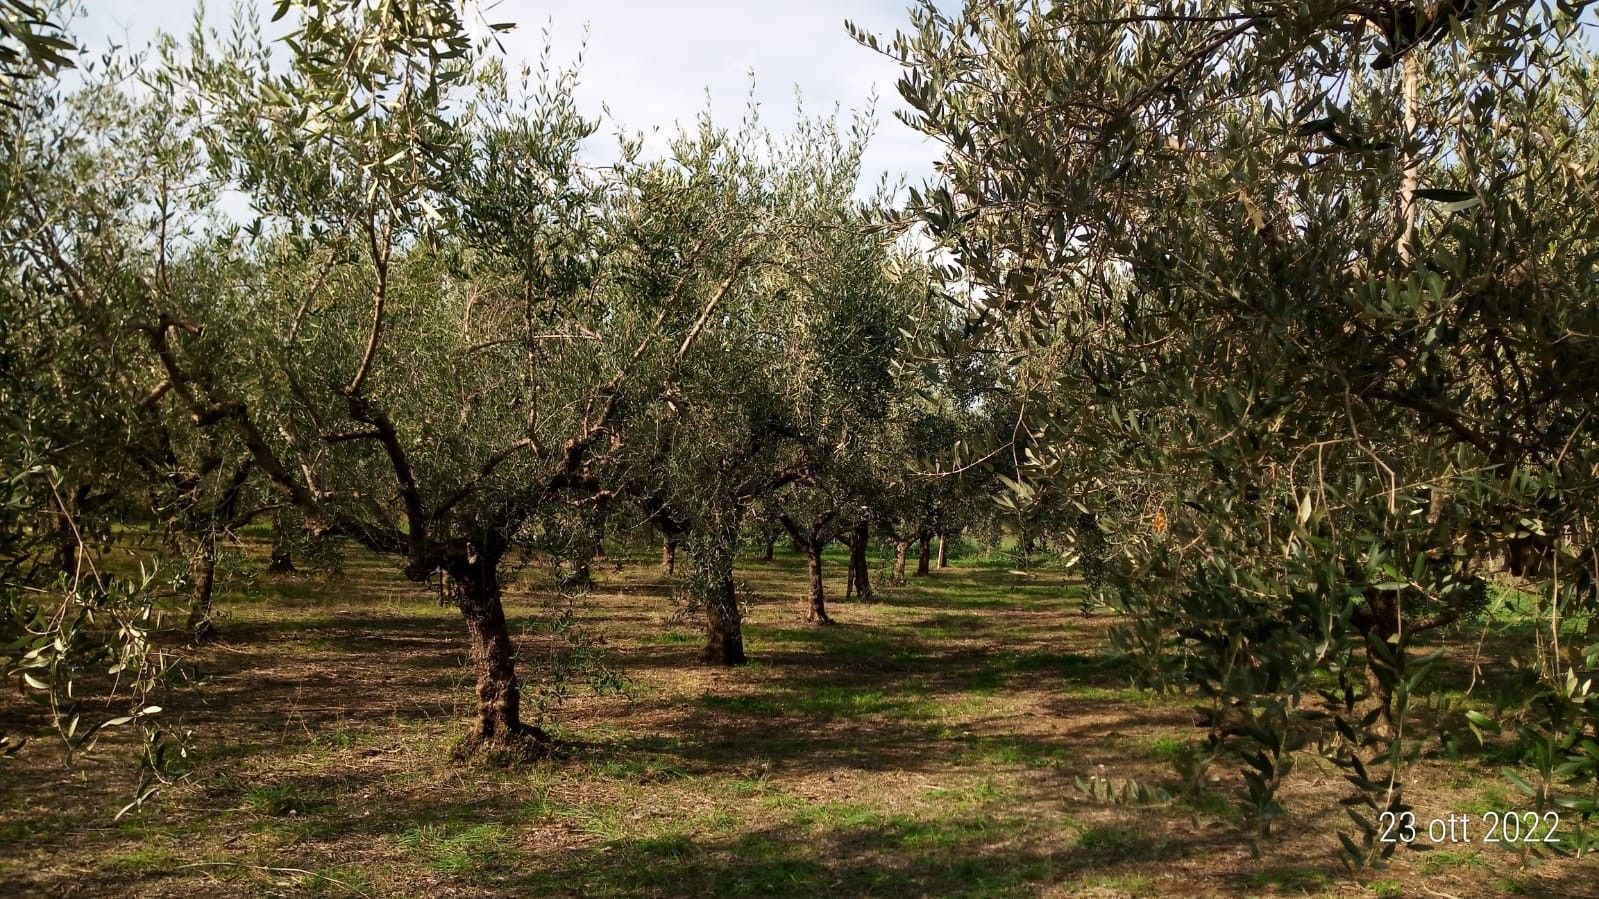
[
  {"xmin": 644, "ymin": 630, "xmax": 699, "ymax": 645},
  {"xmin": 1244, "ymin": 865, "xmax": 1332, "ymax": 891},
  {"xmin": 101, "ymin": 845, "xmax": 180, "ymax": 876},
  {"xmin": 244, "ymin": 783, "xmax": 332, "ymax": 817},
  {"xmin": 396, "ymin": 823, "xmax": 510, "ymax": 877}
]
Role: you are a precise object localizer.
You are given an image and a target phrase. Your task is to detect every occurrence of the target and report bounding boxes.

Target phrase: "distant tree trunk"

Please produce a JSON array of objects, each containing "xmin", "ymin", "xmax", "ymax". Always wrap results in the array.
[
  {"xmin": 761, "ymin": 533, "xmax": 775, "ymax": 562},
  {"xmin": 644, "ymin": 497, "xmax": 689, "ymax": 577},
  {"xmin": 916, "ymin": 533, "xmax": 931, "ymax": 576},
  {"xmin": 804, "ymin": 543, "xmax": 829, "ymax": 623},
  {"xmin": 566, "ymin": 560, "xmax": 594, "ymax": 590},
  {"xmin": 851, "ymin": 520, "xmax": 873, "ymax": 601},
  {"xmin": 893, "ymin": 540, "xmax": 909, "ymax": 585},
  {"xmin": 52, "ymin": 483, "xmax": 92, "ymax": 575},
  {"xmin": 53, "ymin": 508, "xmax": 78, "ymax": 575},
  {"xmin": 186, "ymin": 536, "xmax": 218, "ymax": 641},
  {"xmin": 267, "ymin": 543, "xmax": 294, "ymax": 574},
  {"xmin": 936, "ymin": 533, "xmax": 949, "ymax": 569},
  {"xmin": 448, "ymin": 549, "xmax": 539, "ymax": 752},
  {"xmin": 267, "ymin": 523, "xmax": 295, "ymax": 574},
  {"xmin": 1021, "ymin": 531, "xmax": 1036, "ymax": 555},
  {"xmin": 781, "ymin": 513, "xmax": 835, "ymax": 623}
]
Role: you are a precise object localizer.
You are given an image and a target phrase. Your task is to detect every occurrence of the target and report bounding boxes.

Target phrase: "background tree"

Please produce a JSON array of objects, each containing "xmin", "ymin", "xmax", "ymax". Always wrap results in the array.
[{"xmin": 11, "ymin": 2, "xmax": 784, "ymax": 756}]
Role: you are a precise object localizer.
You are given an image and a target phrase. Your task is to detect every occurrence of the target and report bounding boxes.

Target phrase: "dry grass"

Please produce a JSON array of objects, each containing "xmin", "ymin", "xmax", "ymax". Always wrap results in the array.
[{"xmin": 1, "ymin": 541, "xmax": 1593, "ymax": 898}]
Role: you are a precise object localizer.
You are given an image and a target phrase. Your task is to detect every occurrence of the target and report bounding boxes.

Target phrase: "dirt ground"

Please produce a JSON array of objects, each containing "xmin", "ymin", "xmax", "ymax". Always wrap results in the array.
[{"xmin": 2, "ymin": 541, "xmax": 1595, "ymax": 898}]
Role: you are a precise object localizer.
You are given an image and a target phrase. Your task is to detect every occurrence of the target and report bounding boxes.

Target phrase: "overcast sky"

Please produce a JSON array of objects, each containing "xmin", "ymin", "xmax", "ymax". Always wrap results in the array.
[{"xmin": 69, "ymin": 1, "xmax": 952, "ymax": 195}]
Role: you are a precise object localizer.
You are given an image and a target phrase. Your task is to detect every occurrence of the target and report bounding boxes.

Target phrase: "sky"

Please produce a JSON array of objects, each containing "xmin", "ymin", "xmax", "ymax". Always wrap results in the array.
[{"xmin": 68, "ymin": 0, "xmax": 953, "ymax": 196}]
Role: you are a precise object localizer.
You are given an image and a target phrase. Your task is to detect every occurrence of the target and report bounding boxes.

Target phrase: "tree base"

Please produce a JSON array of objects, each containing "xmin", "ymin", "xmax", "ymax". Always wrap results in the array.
[
  {"xmin": 449, "ymin": 723, "xmax": 553, "ymax": 766},
  {"xmin": 701, "ymin": 639, "xmax": 749, "ymax": 667}
]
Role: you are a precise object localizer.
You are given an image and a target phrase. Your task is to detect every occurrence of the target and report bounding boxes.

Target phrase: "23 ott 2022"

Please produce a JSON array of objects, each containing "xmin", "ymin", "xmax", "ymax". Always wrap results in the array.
[{"xmin": 1378, "ymin": 810, "xmax": 1565, "ymax": 846}]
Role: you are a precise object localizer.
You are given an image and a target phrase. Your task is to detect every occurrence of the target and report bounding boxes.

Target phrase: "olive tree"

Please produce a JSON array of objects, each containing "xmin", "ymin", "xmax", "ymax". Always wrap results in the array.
[
  {"xmin": 622, "ymin": 105, "xmax": 909, "ymax": 652},
  {"xmin": 8, "ymin": 1, "xmax": 772, "ymax": 756},
  {"xmin": 873, "ymin": 0, "xmax": 1599, "ymax": 859}
]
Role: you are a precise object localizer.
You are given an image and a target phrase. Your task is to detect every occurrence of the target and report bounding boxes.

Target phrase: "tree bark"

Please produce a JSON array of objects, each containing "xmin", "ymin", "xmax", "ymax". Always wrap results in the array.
[
  {"xmin": 686, "ymin": 523, "xmax": 748, "ymax": 666},
  {"xmin": 267, "ymin": 544, "xmax": 294, "ymax": 574},
  {"xmin": 851, "ymin": 520, "xmax": 873, "ymax": 601},
  {"xmin": 449, "ymin": 551, "xmax": 537, "ymax": 751},
  {"xmin": 1397, "ymin": 53, "xmax": 1420, "ymax": 266},
  {"xmin": 804, "ymin": 542, "xmax": 830, "ymax": 623},
  {"xmin": 701, "ymin": 560, "xmax": 747, "ymax": 666},
  {"xmin": 267, "ymin": 528, "xmax": 295, "ymax": 574},
  {"xmin": 893, "ymin": 540, "xmax": 909, "ymax": 585},
  {"xmin": 761, "ymin": 533, "xmax": 775, "ymax": 562},
  {"xmin": 52, "ymin": 484, "xmax": 92, "ymax": 576},
  {"xmin": 916, "ymin": 533, "xmax": 931, "ymax": 576},
  {"xmin": 662, "ymin": 537, "xmax": 677, "ymax": 575},
  {"xmin": 936, "ymin": 532, "xmax": 949, "ymax": 569},
  {"xmin": 780, "ymin": 514, "xmax": 836, "ymax": 623},
  {"xmin": 1359, "ymin": 589, "xmax": 1403, "ymax": 741},
  {"xmin": 186, "ymin": 536, "xmax": 218, "ymax": 640},
  {"xmin": 53, "ymin": 507, "xmax": 79, "ymax": 576}
]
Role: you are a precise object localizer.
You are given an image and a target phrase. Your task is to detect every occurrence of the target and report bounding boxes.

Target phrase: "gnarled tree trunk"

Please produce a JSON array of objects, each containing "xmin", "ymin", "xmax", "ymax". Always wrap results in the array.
[
  {"xmin": 916, "ymin": 533, "xmax": 931, "ymax": 576},
  {"xmin": 702, "ymin": 561, "xmax": 747, "ymax": 665},
  {"xmin": 662, "ymin": 537, "xmax": 677, "ymax": 575},
  {"xmin": 186, "ymin": 535, "xmax": 218, "ymax": 641},
  {"xmin": 761, "ymin": 533, "xmax": 776, "ymax": 562},
  {"xmin": 685, "ymin": 524, "xmax": 747, "ymax": 666},
  {"xmin": 893, "ymin": 540, "xmax": 909, "ymax": 585},
  {"xmin": 448, "ymin": 549, "xmax": 539, "ymax": 752},
  {"xmin": 804, "ymin": 543, "xmax": 829, "ymax": 623},
  {"xmin": 1357, "ymin": 588, "xmax": 1403, "ymax": 741}
]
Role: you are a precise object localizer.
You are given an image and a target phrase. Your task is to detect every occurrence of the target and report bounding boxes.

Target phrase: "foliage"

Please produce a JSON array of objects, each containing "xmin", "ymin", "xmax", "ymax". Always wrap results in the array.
[{"xmin": 876, "ymin": 0, "xmax": 1599, "ymax": 864}]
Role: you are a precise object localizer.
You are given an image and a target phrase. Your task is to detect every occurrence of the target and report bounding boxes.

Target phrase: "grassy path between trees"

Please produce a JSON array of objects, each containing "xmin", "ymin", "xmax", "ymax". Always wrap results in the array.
[{"xmin": 1, "ymin": 545, "xmax": 1591, "ymax": 897}]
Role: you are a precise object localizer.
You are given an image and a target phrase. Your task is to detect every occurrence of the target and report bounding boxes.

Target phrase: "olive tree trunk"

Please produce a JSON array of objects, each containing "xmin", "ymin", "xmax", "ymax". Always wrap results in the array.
[
  {"xmin": 851, "ymin": 520, "xmax": 873, "ymax": 601},
  {"xmin": 1358, "ymin": 589, "xmax": 1403, "ymax": 741},
  {"xmin": 687, "ymin": 527, "xmax": 747, "ymax": 666},
  {"xmin": 780, "ymin": 514, "xmax": 835, "ymax": 623},
  {"xmin": 186, "ymin": 536, "xmax": 219, "ymax": 641},
  {"xmin": 448, "ymin": 551, "xmax": 537, "ymax": 750},
  {"xmin": 916, "ymin": 533, "xmax": 931, "ymax": 576},
  {"xmin": 804, "ymin": 542, "xmax": 830, "ymax": 623}
]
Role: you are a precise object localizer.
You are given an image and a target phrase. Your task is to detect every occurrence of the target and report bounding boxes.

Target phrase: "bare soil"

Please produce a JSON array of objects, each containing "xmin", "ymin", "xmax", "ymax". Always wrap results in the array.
[{"xmin": 1, "ymin": 543, "xmax": 1593, "ymax": 897}]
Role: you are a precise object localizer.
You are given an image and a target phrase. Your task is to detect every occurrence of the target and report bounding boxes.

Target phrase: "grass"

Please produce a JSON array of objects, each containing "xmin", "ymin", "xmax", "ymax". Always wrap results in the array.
[
  {"xmin": 0, "ymin": 539, "xmax": 1587, "ymax": 898},
  {"xmin": 101, "ymin": 845, "xmax": 181, "ymax": 875},
  {"xmin": 244, "ymin": 782, "xmax": 332, "ymax": 817},
  {"xmin": 396, "ymin": 823, "xmax": 510, "ymax": 877}
]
